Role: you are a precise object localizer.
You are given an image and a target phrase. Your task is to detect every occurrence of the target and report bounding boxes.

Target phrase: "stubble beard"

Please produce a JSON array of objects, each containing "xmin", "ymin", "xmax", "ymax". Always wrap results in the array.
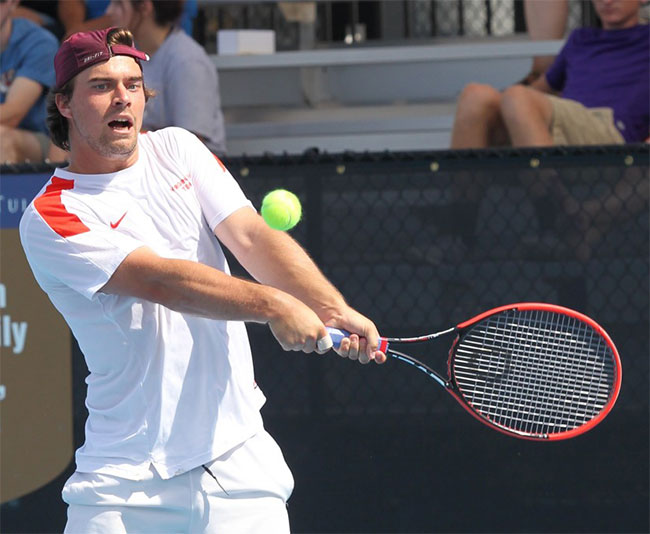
[
  {"xmin": 71, "ymin": 114, "xmax": 139, "ymax": 160},
  {"xmin": 95, "ymin": 132, "xmax": 138, "ymax": 159}
]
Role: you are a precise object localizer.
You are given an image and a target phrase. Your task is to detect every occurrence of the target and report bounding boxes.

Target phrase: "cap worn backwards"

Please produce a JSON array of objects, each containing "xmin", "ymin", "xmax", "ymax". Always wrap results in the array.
[{"xmin": 54, "ymin": 27, "xmax": 149, "ymax": 89}]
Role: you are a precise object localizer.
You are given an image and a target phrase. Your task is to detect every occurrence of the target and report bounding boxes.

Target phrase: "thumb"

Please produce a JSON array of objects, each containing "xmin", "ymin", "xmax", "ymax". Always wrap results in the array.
[{"xmin": 316, "ymin": 333, "xmax": 333, "ymax": 353}]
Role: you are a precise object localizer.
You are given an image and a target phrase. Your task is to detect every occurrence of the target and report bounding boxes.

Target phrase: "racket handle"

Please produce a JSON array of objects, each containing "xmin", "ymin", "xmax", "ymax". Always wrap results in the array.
[{"xmin": 326, "ymin": 327, "xmax": 389, "ymax": 353}]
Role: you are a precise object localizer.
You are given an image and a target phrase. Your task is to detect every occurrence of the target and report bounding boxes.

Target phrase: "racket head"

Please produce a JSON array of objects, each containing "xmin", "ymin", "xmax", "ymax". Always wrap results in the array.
[{"xmin": 447, "ymin": 302, "xmax": 622, "ymax": 441}]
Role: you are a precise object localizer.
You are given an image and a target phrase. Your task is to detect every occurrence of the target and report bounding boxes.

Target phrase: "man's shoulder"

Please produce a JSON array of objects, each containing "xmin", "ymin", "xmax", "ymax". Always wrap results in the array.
[
  {"xmin": 141, "ymin": 126, "xmax": 195, "ymax": 141},
  {"xmin": 140, "ymin": 126, "xmax": 202, "ymax": 153}
]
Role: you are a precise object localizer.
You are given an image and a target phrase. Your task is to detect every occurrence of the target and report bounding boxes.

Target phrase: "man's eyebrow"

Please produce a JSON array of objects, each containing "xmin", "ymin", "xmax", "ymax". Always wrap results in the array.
[{"xmin": 86, "ymin": 76, "xmax": 144, "ymax": 83}]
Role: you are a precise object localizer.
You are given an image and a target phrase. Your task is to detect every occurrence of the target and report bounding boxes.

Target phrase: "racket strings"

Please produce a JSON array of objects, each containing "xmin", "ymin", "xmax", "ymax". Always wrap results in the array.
[{"xmin": 452, "ymin": 310, "xmax": 616, "ymax": 438}]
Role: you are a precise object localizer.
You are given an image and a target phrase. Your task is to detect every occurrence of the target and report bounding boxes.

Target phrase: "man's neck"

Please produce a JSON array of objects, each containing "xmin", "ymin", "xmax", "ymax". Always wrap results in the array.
[
  {"xmin": 602, "ymin": 14, "xmax": 639, "ymax": 30},
  {"xmin": 135, "ymin": 23, "xmax": 174, "ymax": 57},
  {"xmin": 66, "ymin": 146, "xmax": 140, "ymax": 175}
]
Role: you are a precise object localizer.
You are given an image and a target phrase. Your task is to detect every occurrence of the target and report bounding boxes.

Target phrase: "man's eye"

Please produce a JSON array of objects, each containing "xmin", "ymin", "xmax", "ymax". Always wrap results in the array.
[{"xmin": 93, "ymin": 84, "xmax": 108, "ymax": 90}]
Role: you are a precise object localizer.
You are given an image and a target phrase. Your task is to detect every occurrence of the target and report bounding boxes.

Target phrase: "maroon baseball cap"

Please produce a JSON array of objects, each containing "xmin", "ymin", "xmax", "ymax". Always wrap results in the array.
[{"xmin": 54, "ymin": 27, "xmax": 149, "ymax": 89}]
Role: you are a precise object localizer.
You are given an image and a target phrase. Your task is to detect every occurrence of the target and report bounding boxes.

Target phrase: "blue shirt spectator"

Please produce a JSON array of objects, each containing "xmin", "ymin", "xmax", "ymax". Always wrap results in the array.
[{"xmin": 0, "ymin": 18, "xmax": 57, "ymax": 134}]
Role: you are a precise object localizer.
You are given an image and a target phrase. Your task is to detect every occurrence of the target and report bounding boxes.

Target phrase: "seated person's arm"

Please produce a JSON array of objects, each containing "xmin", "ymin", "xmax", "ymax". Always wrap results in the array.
[
  {"xmin": 13, "ymin": 6, "xmax": 46, "ymax": 25},
  {"xmin": 530, "ymin": 74, "xmax": 556, "ymax": 95},
  {"xmin": 59, "ymin": 0, "xmax": 113, "ymax": 39},
  {"xmin": 0, "ymin": 77, "xmax": 43, "ymax": 128}
]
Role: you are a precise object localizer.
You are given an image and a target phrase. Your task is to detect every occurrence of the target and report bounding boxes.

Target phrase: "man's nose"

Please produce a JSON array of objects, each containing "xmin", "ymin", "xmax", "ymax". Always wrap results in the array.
[{"xmin": 112, "ymin": 84, "xmax": 131, "ymax": 106}]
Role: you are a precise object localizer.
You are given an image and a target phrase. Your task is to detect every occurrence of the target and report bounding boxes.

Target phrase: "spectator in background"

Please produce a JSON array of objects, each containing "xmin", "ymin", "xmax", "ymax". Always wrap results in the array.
[
  {"xmin": 439, "ymin": 0, "xmax": 648, "ymax": 262},
  {"xmin": 107, "ymin": 0, "xmax": 226, "ymax": 155},
  {"xmin": 0, "ymin": 0, "xmax": 59, "ymax": 164},
  {"xmin": 451, "ymin": 0, "xmax": 648, "ymax": 149},
  {"xmin": 519, "ymin": 0, "xmax": 650, "ymax": 86},
  {"xmin": 60, "ymin": 0, "xmax": 197, "ymax": 39}
]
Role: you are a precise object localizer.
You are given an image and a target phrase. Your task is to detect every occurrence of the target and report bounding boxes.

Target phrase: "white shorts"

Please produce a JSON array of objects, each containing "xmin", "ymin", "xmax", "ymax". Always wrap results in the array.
[{"xmin": 62, "ymin": 430, "xmax": 294, "ymax": 534}]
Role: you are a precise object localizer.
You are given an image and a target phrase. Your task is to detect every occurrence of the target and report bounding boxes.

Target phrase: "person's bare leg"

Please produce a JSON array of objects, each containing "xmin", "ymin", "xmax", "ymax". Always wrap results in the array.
[
  {"xmin": 450, "ymin": 83, "xmax": 509, "ymax": 149},
  {"xmin": 499, "ymin": 85, "xmax": 554, "ymax": 147}
]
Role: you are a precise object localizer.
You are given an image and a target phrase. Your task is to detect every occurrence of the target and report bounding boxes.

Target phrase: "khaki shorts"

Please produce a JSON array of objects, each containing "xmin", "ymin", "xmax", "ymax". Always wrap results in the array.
[{"xmin": 548, "ymin": 95, "xmax": 625, "ymax": 145}]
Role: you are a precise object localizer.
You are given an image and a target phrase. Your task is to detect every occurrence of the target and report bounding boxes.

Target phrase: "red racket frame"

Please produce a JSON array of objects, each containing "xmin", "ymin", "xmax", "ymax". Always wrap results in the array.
[{"xmin": 446, "ymin": 302, "xmax": 622, "ymax": 441}]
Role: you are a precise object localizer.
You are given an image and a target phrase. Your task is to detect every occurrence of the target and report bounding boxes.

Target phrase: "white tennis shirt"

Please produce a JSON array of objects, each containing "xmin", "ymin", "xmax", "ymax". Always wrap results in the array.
[{"xmin": 19, "ymin": 127, "xmax": 266, "ymax": 480}]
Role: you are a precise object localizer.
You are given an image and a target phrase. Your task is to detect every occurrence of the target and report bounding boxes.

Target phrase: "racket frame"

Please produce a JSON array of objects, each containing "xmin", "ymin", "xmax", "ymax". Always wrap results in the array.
[
  {"xmin": 464, "ymin": 303, "xmax": 620, "ymax": 440},
  {"xmin": 381, "ymin": 302, "xmax": 622, "ymax": 441}
]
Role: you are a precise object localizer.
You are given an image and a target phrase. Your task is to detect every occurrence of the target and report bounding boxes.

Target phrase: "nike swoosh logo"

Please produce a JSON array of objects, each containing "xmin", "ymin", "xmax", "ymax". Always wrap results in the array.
[{"xmin": 110, "ymin": 211, "xmax": 128, "ymax": 229}]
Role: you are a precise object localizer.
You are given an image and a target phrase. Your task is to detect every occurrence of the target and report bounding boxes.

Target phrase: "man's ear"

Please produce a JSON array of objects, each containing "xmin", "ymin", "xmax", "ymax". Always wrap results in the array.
[{"xmin": 55, "ymin": 93, "xmax": 72, "ymax": 119}]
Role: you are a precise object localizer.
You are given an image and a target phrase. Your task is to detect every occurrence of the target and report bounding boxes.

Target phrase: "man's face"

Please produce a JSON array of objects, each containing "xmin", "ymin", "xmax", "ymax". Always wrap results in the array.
[
  {"xmin": 593, "ymin": 0, "xmax": 641, "ymax": 29},
  {"xmin": 58, "ymin": 55, "xmax": 145, "ymax": 163}
]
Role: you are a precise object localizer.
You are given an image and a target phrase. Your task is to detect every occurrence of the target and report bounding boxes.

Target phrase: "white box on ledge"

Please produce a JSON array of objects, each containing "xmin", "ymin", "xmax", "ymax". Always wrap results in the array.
[{"xmin": 217, "ymin": 30, "xmax": 276, "ymax": 55}]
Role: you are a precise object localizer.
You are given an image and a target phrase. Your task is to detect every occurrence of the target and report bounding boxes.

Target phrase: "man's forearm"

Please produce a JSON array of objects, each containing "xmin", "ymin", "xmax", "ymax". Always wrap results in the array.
[
  {"xmin": 102, "ymin": 246, "xmax": 293, "ymax": 324},
  {"xmin": 217, "ymin": 208, "xmax": 348, "ymax": 322},
  {"xmin": 236, "ymin": 227, "xmax": 347, "ymax": 321}
]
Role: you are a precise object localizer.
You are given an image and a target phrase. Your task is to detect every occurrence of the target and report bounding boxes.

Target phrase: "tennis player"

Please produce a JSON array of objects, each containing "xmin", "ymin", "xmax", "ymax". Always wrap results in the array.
[{"xmin": 19, "ymin": 27, "xmax": 386, "ymax": 534}]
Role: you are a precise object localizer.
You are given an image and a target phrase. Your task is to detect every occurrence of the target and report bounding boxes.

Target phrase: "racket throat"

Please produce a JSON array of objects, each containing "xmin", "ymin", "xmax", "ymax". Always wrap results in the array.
[{"xmin": 388, "ymin": 349, "xmax": 449, "ymax": 387}]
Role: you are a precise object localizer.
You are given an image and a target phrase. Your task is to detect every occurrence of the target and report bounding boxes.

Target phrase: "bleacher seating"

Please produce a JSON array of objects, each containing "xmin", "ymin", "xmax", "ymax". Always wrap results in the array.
[{"xmin": 212, "ymin": 37, "xmax": 563, "ymax": 155}]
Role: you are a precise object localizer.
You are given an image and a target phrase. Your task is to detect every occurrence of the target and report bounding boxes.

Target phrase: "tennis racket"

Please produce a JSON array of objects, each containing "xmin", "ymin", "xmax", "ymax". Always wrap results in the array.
[{"xmin": 327, "ymin": 302, "xmax": 621, "ymax": 441}]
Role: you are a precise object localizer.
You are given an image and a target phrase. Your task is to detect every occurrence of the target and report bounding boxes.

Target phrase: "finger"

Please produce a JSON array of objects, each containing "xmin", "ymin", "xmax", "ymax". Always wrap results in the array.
[
  {"xmin": 316, "ymin": 334, "xmax": 333, "ymax": 354},
  {"xmin": 357, "ymin": 337, "xmax": 371, "ymax": 364},
  {"xmin": 346, "ymin": 334, "xmax": 360, "ymax": 361},
  {"xmin": 335, "ymin": 336, "xmax": 351, "ymax": 358}
]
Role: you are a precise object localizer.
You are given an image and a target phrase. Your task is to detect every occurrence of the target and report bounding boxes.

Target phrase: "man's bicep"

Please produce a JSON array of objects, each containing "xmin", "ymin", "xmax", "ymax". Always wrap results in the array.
[
  {"xmin": 214, "ymin": 206, "xmax": 313, "ymax": 288},
  {"xmin": 213, "ymin": 206, "xmax": 267, "ymax": 261},
  {"xmin": 100, "ymin": 246, "xmax": 163, "ymax": 297}
]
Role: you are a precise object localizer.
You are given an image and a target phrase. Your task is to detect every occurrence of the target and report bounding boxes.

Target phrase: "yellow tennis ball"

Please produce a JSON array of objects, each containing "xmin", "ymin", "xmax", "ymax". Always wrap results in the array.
[{"xmin": 261, "ymin": 189, "xmax": 302, "ymax": 231}]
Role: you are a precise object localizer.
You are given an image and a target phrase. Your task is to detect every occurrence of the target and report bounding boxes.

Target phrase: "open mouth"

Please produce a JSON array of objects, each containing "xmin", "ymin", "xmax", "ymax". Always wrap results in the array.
[{"xmin": 108, "ymin": 119, "xmax": 133, "ymax": 132}]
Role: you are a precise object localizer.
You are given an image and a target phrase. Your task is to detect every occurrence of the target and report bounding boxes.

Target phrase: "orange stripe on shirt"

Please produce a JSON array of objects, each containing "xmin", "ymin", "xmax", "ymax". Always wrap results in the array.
[
  {"xmin": 34, "ymin": 177, "xmax": 90, "ymax": 238},
  {"xmin": 213, "ymin": 154, "xmax": 226, "ymax": 172}
]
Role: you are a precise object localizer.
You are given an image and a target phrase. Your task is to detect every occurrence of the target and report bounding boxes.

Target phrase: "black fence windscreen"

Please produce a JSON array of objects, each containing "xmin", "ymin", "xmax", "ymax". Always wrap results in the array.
[
  {"xmin": 230, "ymin": 145, "xmax": 649, "ymax": 534},
  {"xmin": 1, "ymin": 144, "xmax": 648, "ymax": 533}
]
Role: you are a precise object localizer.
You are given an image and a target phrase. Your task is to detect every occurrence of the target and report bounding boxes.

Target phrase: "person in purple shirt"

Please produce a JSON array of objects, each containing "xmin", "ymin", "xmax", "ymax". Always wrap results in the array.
[
  {"xmin": 450, "ymin": 0, "xmax": 649, "ymax": 149},
  {"xmin": 421, "ymin": 0, "xmax": 648, "ymax": 264}
]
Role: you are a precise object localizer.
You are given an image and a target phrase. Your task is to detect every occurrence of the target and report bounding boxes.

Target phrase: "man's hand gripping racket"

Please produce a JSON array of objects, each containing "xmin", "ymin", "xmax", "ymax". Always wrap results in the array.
[{"xmin": 327, "ymin": 302, "xmax": 621, "ymax": 441}]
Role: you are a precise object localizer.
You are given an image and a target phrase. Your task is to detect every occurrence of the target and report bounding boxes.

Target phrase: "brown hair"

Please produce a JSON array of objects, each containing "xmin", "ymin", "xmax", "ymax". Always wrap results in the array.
[{"xmin": 47, "ymin": 28, "xmax": 154, "ymax": 150}]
